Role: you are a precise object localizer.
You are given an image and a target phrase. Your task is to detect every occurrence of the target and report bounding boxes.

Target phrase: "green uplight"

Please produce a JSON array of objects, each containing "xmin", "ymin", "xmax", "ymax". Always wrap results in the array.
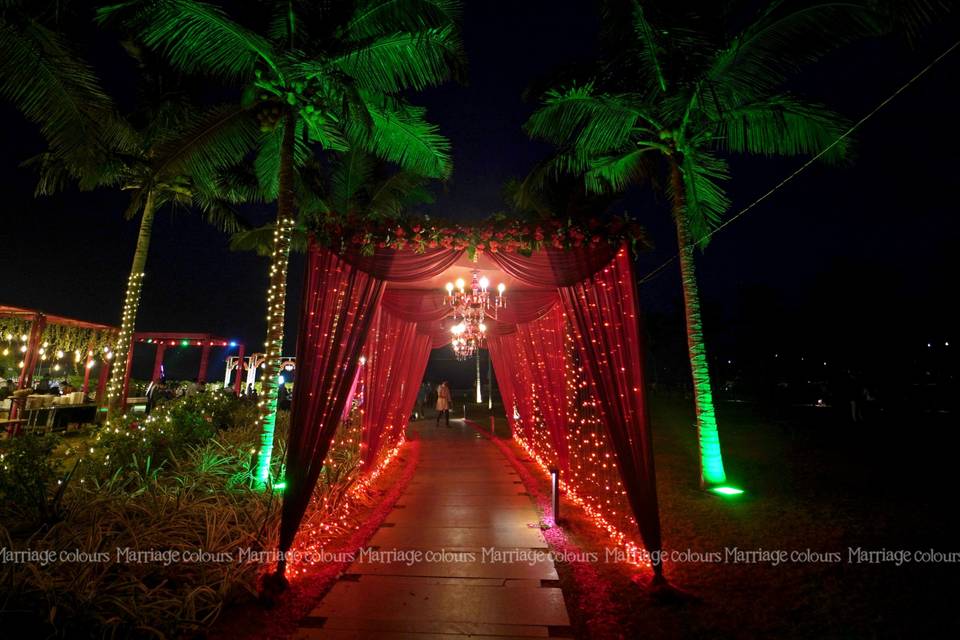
[
  {"xmin": 273, "ymin": 481, "xmax": 287, "ymax": 490},
  {"xmin": 709, "ymin": 486, "xmax": 744, "ymax": 496},
  {"xmin": 180, "ymin": 340, "xmax": 189, "ymax": 347}
]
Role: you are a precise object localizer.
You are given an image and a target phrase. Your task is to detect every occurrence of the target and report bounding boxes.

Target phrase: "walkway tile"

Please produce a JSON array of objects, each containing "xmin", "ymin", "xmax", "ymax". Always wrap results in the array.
[{"xmin": 296, "ymin": 419, "xmax": 571, "ymax": 639}]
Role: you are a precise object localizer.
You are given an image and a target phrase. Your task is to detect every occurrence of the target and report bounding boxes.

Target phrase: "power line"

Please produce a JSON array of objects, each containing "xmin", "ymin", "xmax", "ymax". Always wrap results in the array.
[{"xmin": 637, "ymin": 39, "xmax": 960, "ymax": 286}]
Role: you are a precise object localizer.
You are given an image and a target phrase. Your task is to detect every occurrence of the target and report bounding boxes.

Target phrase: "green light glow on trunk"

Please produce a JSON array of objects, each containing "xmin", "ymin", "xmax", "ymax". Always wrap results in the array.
[
  {"xmin": 670, "ymin": 160, "xmax": 728, "ymax": 488},
  {"xmin": 253, "ymin": 113, "xmax": 297, "ymax": 488}
]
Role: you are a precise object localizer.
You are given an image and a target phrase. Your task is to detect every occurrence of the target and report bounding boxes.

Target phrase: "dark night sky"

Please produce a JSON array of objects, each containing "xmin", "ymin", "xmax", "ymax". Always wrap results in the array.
[{"xmin": 1, "ymin": 1, "xmax": 957, "ymax": 384}]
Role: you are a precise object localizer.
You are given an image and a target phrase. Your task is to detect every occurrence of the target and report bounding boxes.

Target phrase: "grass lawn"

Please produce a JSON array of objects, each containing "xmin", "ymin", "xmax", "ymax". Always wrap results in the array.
[{"xmin": 506, "ymin": 395, "xmax": 960, "ymax": 638}]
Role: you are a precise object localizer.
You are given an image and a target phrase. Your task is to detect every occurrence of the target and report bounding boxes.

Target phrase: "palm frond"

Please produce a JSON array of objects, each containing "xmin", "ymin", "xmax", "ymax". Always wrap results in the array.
[
  {"xmin": 525, "ymin": 85, "xmax": 654, "ymax": 154},
  {"xmin": 705, "ymin": 2, "xmax": 882, "ymax": 99},
  {"xmin": 584, "ymin": 147, "xmax": 656, "ymax": 193},
  {"xmin": 329, "ymin": 148, "xmax": 374, "ymax": 214},
  {"xmin": 151, "ymin": 103, "xmax": 260, "ymax": 186},
  {"xmin": 122, "ymin": 188, "xmax": 147, "ymax": 221},
  {"xmin": 715, "ymin": 94, "xmax": 851, "ymax": 163},
  {"xmin": 266, "ymin": 0, "xmax": 295, "ymax": 46},
  {"xmin": 867, "ymin": 0, "xmax": 952, "ymax": 45},
  {"xmin": 349, "ymin": 100, "xmax": 451, "ymax": 178},
  {"xmin": 679, "ymin": 150, "xmax": 730, "ymax": 247},
  {"xmin": 0, "ymin": 17, "xmax": 119, "ymax": 173},
  {"xmin": 229, "ymin": 224, "xmax": 275, "ymax": 256},
  {"xmin": 327, "ymin": 25, "xmax": 463, "ymax": 92},
  {"xmin": 345, "ymin": 0, "xmax": 462, "ymax": 40},
  {"xmin": 98, "ymin": 0, "xmax": 279, "ymax": 82},
  {"xmin": 230, "ymin": 223, "xmax": 308, "ymax": 255},
  {"xmin": 302, "ymin": 108, "xmax": 351, "ymax": 150},
  {"xmin": 630, "ymin": 1, "xmax": 667, "ymax": 93},
  {"xmin": 367, "ymin": 170, "xmax": 433, "ymax": 217},
  {"xmin": 210, "ymin": 162, "xmax": 266, "ymax": 204},
  {"xmin": 189, "ymin": 186, "xmax": 253, "ymax": 233},
  {"xmin": 255, "ymin": 118, "xmax": 311, "ymax": 200}
]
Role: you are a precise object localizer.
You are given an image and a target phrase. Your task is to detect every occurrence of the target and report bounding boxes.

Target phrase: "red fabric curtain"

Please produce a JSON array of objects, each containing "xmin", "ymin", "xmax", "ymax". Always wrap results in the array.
[
  {"xmin": 494, "ymin": 290, "xmax": 560, "ymax": 324},
  {"xmin": 488, "ymin": 244, "xmax": 616, "ymax": 287},
  {"xmin": 342, "ymin": 247, "xmax": 463, "ymax": 282},
  {"xmin": 490, "ymin": 332, "xmax": 540, "ymax": 442},
  {"xmin": 381, "ymin": 289, "xmax": 449, "ymax": 322},
  {"xmin": 558, "ymin": 246, "xmax": 662, "ymax": 576},
  {"xmin": 513, "ymin": 306, "xmax": 570, "ymax": 470},
  {"xmin": 487, "ymin": 337, "xmax": 521, "ymax": 435},
  {"xmin": 340, "ymin": 364, "xmax": 363, "ymax": 422},
  {"xmin": 280, "ymin": 244, "xmax": 468, "ymax": 561},
  {"xmin": 392, "ymin": 333, "xmax": 433, "ymax": 436},
  {"xmin": 488, "ymin": 242, "xmax": 663, "ymax": 576},
  {"xmin": 360, "ymin": 309, "xmax": 431, "ymax": 466},
  {"xmin": 279, "ymin": 244, "xmax": 385, "ymax": 559}
]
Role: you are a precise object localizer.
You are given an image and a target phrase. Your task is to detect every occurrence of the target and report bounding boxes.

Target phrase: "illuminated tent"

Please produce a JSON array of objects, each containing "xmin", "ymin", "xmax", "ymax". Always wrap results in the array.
[
  {"xmin": 0, "ymin": 304, "xmax": 118, "ymax": 408},
  {"xmin": 276, "ymin": 226, "xmax": 665, "ymax": 581}
]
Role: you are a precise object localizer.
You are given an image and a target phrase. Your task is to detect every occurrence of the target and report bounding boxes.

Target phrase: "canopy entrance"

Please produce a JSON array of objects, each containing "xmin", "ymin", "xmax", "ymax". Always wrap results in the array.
[{"xmin": 277, "ymin": 238, "xmax": 663, "ymax": 579}]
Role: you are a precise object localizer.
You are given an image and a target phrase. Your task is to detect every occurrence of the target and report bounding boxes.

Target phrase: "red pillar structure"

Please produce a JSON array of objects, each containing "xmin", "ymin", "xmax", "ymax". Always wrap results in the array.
[
  {"xmin": 16, "ymin": 313, "xmax": 46, "ymax": 390},
  {"xmin": 81, "ymin": 339, "xmax": 95, "ymax": 395},
  {"xmin": 151, "ymin": 343, "xmax": 167, "ymax": 383},
  {"xmin": 96, "ymin": 359, "xmax": 111, "ymax": 406},
  {"xmin": 198, "ymin": 342, "xmax": 211, "ymax": 382},
  {"xmin": 82, "ymin": 355, "xmax": 94, "ymax": 394},
  {"xmin": 234, "ymin": 344, "xmax": 246, "ymax": 396}
]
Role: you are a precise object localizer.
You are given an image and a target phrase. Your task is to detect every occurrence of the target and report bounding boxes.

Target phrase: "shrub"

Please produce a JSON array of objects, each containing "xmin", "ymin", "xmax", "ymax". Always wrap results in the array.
[{"xmin": 0, "ymin": 433, "xmax": 74, "ymax": 531}]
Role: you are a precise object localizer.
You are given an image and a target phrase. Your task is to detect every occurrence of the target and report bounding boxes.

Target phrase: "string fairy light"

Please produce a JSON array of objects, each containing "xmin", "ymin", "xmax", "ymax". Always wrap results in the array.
[{"xmin": 510, "ymin": 313, "xmax": 650, "ymax": 567}]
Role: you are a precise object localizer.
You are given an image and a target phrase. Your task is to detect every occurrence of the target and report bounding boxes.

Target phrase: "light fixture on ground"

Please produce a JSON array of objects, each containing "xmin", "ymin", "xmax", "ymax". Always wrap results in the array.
[{"xmin": 708, "ymin": 485, "xmax": 745, "ymax": 496}]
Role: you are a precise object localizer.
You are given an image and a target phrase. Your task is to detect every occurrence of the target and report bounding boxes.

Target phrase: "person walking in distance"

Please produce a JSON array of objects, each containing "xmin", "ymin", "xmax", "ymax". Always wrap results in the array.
[{"xmin": 436, "ymin": 380, "xmax": 452, "ymax": 426}]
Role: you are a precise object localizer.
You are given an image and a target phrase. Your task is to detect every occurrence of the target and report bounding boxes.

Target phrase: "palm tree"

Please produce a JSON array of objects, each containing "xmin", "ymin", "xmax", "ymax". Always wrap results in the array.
[
  {"xmin": 34, "ymin": 96, "xmax": 258, "ymax": 414},
  {"xmin": 4, "ymin": 4, "xmax": 256, "ymax": 415},
  {"xmin": 102, "ymin": 0, "xmax": 463, "ymax": 485},
  {"xmin": 524, "ymin": 1, "xmax": 881, "ymax": 488}
]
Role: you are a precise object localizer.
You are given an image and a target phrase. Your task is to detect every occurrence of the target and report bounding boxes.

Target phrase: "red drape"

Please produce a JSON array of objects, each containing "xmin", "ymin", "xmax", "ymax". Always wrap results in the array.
[
  {"xmin": 487, "ymin": 337, "xmax": 521, "ymax": 434},
  {"xmin": 381, "ymin": 289, "xmax": 449, "ymax": 322},
  {"xmin": 280, "ymin": 245, "xmax": 385, "ymax": 559},
  {"xmin": 360, "ymin": 309, "xmax": 431, "ymax": 466},
  {"xmin": 492, "ymin": 332, "xmax": 540, "ymax": 442},
  {"xmin": 513, "ymin": 306, "xmax": 570, "ymax": 470},
  {"xmin": 392, "ymin": 333, "xmax": 432, "ymax": 436},
  {"xmin": 342, "ymin": 247, "xmax": 463, "ymax": 282},
  {"xmin": 489, "ymin": 242, "xmax": 663, "ymax": 576},
  {"xmin": 493, "ymin": 290, "xmax": 560, "ymax": 324},
  {"xmin": 559, "ymin": 247, "xmax": 662, "ymax": 576},
  {"xmin": 340, "ymin": 364, "xmax": 363, "ymax": 422},
  {"xmin": 280, "ymin": 243, "xmax": 465, "ymax": 561},
  {"xmin": 487, "ymin": 244, "xmax": 616, "ymax": 287}
]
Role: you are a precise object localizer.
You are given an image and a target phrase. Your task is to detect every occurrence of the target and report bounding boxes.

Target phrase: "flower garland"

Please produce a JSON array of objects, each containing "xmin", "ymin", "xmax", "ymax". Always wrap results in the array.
[{"xmin": 317, "ymin": 213, "xmax": 648, "ymax": 260}]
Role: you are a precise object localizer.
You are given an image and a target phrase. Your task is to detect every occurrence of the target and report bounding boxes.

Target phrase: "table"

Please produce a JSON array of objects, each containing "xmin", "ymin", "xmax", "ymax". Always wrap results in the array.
[{"xmin": 24, "ymin": 403, "xmax": 98, "ymax": 432}]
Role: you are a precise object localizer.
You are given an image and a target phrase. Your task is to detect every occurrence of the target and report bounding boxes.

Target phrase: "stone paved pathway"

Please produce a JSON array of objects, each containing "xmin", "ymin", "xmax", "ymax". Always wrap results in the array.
[{"xmin": 295, "ymin": 418, "xmax": 572, "ymax": 639}]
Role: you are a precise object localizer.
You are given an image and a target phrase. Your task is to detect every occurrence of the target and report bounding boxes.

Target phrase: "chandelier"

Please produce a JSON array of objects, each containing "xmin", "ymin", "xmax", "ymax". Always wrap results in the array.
[
  {"xmin": 450, "ymin": 320, "xmax": 485, "ymax": 360},
  {"xmin": 444, "ymin": 270, "xmax": 505, "ymax": 361}
]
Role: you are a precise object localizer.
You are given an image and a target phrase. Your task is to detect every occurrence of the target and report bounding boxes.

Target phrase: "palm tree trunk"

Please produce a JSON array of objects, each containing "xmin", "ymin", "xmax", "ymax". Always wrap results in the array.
[
  {"xmin": 105, "ymin": 188, "xmax": 157, "ymax": 415},
  {"xmin": 668, "ymin": 158, "xmax": 727, "ymax": 488},
  {"xmin": 254, "ymin": 110, "xmax": 297, "ymax": 486}
]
